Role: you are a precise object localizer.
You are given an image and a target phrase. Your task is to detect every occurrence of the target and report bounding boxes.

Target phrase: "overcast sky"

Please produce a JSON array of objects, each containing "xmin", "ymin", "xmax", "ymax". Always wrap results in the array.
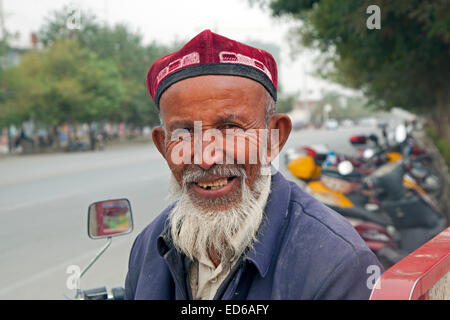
[{"xmin": 2, "ymin": 0, "xmax": 355, "ymax": 98}]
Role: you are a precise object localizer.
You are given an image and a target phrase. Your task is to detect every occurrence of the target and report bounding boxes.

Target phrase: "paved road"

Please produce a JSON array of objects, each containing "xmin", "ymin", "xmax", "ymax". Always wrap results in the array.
[{"xmin": 0, "ymin": 125, "xmax": 380, "ymax": 299}]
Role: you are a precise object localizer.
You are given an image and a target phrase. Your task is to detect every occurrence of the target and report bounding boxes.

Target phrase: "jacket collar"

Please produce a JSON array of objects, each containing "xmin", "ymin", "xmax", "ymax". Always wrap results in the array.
[
  {"xmin": 245, "ymin": 169, "xmax": 291, "ymax": 277},
  {"xmin": 157, "ymin": 169, "xmax": 292, "ymax": 278}
]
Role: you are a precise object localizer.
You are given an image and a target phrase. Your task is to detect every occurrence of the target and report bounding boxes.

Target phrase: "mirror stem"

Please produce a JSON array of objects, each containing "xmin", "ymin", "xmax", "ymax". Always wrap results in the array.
[{"xmin": 75, "ymin": 237, "xmax": 112, "ymax": 299}]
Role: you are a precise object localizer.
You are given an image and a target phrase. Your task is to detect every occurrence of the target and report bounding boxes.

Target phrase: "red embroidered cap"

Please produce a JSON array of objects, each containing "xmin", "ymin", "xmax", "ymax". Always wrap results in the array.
[{"xmin": 146, "ymin": 29, "xmax": 278, "ymax": 109}]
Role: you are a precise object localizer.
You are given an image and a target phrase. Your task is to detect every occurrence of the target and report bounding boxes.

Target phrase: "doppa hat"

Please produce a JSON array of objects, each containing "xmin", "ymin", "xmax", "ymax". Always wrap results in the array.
[{"xmin": 146, "ymin": 29, "xmax": 278, "ymax": 109}]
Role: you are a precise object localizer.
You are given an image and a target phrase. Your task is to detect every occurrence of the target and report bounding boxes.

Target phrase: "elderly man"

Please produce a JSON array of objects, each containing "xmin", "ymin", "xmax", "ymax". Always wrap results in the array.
[{"xmin": 124, "ymin": 30, "xmax": 383, "ymax": 300}]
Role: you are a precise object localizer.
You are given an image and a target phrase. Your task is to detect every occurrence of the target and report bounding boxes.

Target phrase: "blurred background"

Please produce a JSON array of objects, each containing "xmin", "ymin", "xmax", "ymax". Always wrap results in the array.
[{"xmin": 0, "ymin": 0, "xmax": 449, "ymax": 299}]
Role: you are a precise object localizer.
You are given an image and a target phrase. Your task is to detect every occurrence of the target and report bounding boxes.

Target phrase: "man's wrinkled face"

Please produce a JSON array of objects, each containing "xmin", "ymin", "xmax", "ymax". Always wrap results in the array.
[
  {"xmin": 152, "ymin": 75, "xmax": 291, "ymax": 262},
  {"xmin": 153, "ymin": 75, "xmax": 274, "ymax": 211}
]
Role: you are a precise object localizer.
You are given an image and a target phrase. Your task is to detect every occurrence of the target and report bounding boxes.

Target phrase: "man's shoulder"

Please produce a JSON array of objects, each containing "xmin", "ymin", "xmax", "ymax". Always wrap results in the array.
[
  {"xmin": 271, "ymin": 178, "xmax": 381, "ymax": 299},
  {"xmin": 286, "ymin": 179, "xmax": 369, "ymax": 253},
  {"xmin": 125, "ymin": 204, "xmax": 175, "ymax": 299},
  {"xmin": 130, "ymin": 204, "xmax": 174, "ymax": 254}
]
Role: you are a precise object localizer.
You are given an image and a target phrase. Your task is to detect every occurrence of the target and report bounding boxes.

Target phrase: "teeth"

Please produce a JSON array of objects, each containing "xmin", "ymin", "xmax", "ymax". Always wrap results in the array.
[{"xmin": 197, "ymin": 178, "xmax": 229, "ymax": 189}]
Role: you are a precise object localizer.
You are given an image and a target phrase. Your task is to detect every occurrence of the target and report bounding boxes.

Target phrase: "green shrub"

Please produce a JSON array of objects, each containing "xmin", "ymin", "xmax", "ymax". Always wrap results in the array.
[
  {"xmin": 426, "ymin": 127, "xmax": 439, "ymax": 142},
  {"xmin": 436, "ymin": 139, "xmax": 450, "ymax": 168},
  {"xmin": 426, "ymin": 127, "xmax": 450, "ymax": 169}
]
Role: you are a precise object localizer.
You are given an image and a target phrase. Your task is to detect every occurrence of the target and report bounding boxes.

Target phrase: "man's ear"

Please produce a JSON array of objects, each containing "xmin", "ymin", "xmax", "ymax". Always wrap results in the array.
[
  {"xmin": 266, "ymin": 114, "xmax": 292, "ymax": 163},
  {"xmin": 152, "ymin": 126, "xmax": 167, "ymax": 160}
]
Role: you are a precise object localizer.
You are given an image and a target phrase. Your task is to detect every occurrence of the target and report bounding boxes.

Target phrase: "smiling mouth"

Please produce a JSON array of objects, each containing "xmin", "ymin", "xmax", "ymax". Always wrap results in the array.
[
  {"xmin": 196, "ymin": 177, "xmax": 232, "ymax": 190},
  {"xmin": 191, "ymin": 176, "xmax": 239, "ymax": 198}
]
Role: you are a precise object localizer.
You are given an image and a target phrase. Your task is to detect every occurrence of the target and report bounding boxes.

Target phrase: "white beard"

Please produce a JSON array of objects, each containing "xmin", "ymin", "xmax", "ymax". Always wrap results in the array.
[{"xmin": 167, "ymin": 167, "xmax": 271, "ymax": 267}]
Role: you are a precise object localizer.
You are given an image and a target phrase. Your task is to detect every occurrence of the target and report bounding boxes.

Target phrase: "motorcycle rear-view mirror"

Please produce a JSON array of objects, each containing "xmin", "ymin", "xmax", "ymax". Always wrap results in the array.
[
  {"xmin": 363, "ymin": 148, "xmax": 375, "ymax": 159},
  {"xmin": 337, "ymin": 160, "xmax": 354, "ymax": 176},
  {"xmin": 349, "ymin": 135, "xmax": 367, "ymax": 145},
  {"xmin": 394, "ymin": 124, "xmax": 407, "ymax": 144},
  {"xmin": 88, "ymin": 198, "xmax": 133, "ymax": 239}
]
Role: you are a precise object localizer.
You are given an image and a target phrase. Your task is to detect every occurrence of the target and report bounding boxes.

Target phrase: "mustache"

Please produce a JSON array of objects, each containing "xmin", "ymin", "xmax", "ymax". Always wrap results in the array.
[{"xmin": 181, "ymin": 164, "xmax": 247, "ymax": 184}]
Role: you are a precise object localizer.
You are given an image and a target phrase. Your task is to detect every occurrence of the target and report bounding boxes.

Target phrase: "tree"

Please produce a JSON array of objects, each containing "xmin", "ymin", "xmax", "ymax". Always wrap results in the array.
[
  {"xmin": 1, "ymin": 39, "xmax": 124, "ymax": 136},
  {"xmin": 252, "ymin": 0, "xmax": 450, "ymax": 140},
  {"xmin": 277, "ymin": 93, "xmax": 297, "ymax": 114},
  {"xmin": 310, "ymin": 91, "xmax": 378, "ymax": 123},
  {"xmin": 38, "ymin": 6, "xmax": 174, "ymax": 127},
  {"xmin": 0, "ymin": 39, "xmax": 8, "ymax": 127}
]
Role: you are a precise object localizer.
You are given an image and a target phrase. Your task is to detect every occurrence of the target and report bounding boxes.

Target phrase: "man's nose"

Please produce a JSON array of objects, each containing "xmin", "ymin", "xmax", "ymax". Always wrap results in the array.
[{"xmin": 194, "ymin": 137, "xmax": 224, "ymax": 170}]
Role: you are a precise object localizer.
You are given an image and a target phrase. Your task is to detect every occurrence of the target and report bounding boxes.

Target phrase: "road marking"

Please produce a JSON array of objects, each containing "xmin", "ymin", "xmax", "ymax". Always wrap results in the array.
[
  {"xmin": 0, "ymin": 155, "xmax": 158, "ymax": 187},
  {"xmin": 0, "ymin": 236, "xmax": 131, "ymax": 298},
  {"xmin": 0, "ymin": 171, "xmax": 170, "ymax": 212}
]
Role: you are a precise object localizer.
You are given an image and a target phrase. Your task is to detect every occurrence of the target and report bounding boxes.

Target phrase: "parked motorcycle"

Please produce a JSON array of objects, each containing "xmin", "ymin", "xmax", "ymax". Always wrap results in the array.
[
  {"xmin": 66, "ymin": 198, "xmax": 133, "ymax": 300},
  {"xmin": 311, "ymin": 124, "xmax": 443, "ymax": 200},
  {"xmin": 285, "ymin": 152, "xmax": 407, "ymax": 268},
  {"xmin": 360, "ymin": 160, "xmax": 447, "ymax": 252},
  {"xmin": 285, "ymin": 139, "xmax": 447, "ymax": 266}
]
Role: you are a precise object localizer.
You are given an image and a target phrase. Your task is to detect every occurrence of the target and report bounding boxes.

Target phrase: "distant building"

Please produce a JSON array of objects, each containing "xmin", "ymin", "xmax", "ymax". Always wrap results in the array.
[
  {"xmin": 0, "ymin": 45, "xmax": 28, "ymax": 68},
  {"xmin": 288, "ymin": 99, "xmax": 320, "ymax": 124},
  {"xmin": 0, "ymin": 33, "xmax": 36, "ymax": 69}
]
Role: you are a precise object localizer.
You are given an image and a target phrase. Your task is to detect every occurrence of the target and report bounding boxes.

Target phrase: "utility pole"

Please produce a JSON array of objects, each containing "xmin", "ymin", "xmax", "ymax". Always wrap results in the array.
[
  {"xmin": 0, "ymin": 0, "xmax": 12, "ymax": 154},
  {"xmin": 0, "ymin": 0, "xmax": 6, "ymax": 40},
  {"xmin": 324, "ymin": 104, "xmax": 332, "ymax": 123}
]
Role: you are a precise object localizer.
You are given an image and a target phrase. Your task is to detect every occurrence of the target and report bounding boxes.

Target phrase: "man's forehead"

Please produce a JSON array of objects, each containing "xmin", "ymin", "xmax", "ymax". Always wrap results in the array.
[
  {"xmin": 159, "ymin": 75, "xmax": 268, "ymax": 120},
  {"xmin": 160, "ymin": 75, "xmax": 265, "ymax": 103}
]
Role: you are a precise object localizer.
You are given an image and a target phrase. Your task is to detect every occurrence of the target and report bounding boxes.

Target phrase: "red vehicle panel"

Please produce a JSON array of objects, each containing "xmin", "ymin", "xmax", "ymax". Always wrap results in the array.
[{"xmin": 370, "ymin": 227, "xmax": 450, "ymax": 300}]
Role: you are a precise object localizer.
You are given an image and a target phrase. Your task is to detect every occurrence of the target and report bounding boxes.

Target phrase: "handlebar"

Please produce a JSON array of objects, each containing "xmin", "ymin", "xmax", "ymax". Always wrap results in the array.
[
  {"xmin": 82, "ymin": 286, "xmax": 125, "ymax": 300},
  {"xmin": 111, "ymin": 287, "xmax": 125, "ymax": 300},
  {"xmin": 82, "ymin": 286, "xmax": 108, "ymax": 300}
]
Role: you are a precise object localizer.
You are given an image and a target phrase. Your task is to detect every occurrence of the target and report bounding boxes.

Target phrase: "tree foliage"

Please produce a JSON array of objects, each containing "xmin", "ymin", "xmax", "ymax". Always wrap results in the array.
[
  {"xmin": 37, "ymin": 6, "xmax": 174, "ymax": 127},
  {"xmin": 0, "ymin": 6, "xmax": 174, "ymax": 130},
  {"xmin": 311, "ymin": 91, "xmax": 378, "ymax": 123},
  {"xmin": 1, "ymin": 39, "xmax": 123, "ymax": 127},
  {"xmin": 253, "ymin": 0, "xmax": 450, "ymax": 138},
  {"xmin": 276, "ymin": 91, "xmax": 297, "ymax": 114}
]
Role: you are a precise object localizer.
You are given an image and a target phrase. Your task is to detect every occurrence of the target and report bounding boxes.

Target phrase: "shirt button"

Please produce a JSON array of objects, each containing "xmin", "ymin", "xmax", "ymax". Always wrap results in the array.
[{"xmin": 210, "ymin": 277, "xmax": 218, "ymax": 283}]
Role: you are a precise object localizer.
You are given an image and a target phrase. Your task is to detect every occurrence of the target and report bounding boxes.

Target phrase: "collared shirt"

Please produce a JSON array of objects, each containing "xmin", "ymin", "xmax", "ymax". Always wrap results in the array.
[
  {"xmin": 188, "ymin": 174, "xmax": 272, "ymax": 300},
  {"xmin": 189, "ymin": 254, "xmax": 235, "ymax": 300},
  {"xmin": 125, "ymin": 169, "xmax": 384, "ymax": 300}
]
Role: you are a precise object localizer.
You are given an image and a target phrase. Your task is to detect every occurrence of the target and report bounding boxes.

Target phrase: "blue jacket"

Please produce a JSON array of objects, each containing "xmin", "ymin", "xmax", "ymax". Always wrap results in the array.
[{"xmin": 124, "ymin": 170, "xmax": 383, "ymax": 299}]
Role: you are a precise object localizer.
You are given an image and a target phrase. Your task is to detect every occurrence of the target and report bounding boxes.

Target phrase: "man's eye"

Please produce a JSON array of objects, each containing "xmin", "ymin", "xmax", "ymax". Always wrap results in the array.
[
  {"xmin": 223, "ymin": 123, "xmax": 240, "ymax": 130},
  {"xmin": 177, "ymin": 128, "xmax": 193, "ymax": 134},
  {"xmin": 170, "ymin": 128, "xmax": 192, "ymax": 141}
]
